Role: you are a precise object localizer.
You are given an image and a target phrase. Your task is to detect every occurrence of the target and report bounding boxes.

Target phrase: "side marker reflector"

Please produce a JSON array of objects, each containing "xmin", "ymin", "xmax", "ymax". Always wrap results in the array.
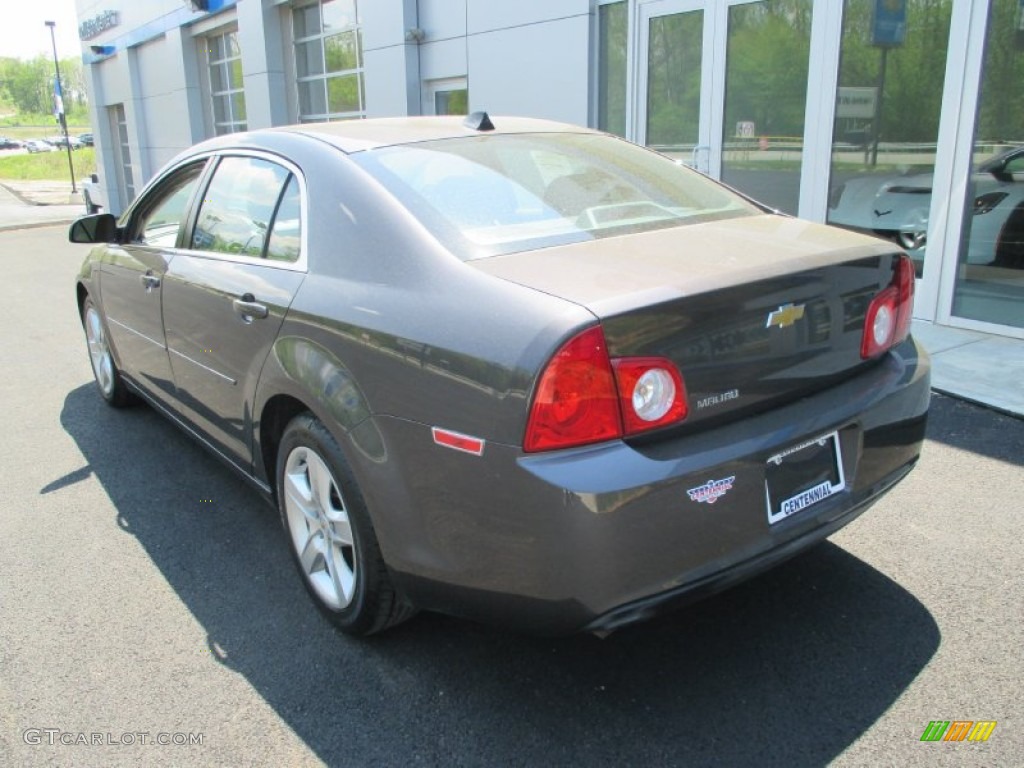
[{"xmin": 432, "ymin": 427, "xmax": 485, "ymax": 456}]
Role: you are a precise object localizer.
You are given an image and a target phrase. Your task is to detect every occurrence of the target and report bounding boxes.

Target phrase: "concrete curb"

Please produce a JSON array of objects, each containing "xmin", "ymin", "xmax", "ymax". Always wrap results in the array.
[
  {"xmin": 0, "ymin": 219, "xmax": 77, "ymax": 234},
  {"xmin": 930, "ymin": 386, "xmax": 1024, "ymax": 421},
  {"xmin": 0, "ymin": 183, "xmax": 43, "ymax": 206}
]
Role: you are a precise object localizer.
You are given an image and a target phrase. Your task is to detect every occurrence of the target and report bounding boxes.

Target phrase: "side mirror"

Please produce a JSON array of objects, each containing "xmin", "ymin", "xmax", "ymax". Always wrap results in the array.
[{"xmin": 69, "ymin": 213, "xmax": 119, "ymax": 244}]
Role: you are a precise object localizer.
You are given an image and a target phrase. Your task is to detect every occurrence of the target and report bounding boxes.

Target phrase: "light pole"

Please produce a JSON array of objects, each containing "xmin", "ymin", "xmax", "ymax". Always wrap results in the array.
[{"xmin": 44, "ymin": 20, "xmax": 76, "ymax": 193}]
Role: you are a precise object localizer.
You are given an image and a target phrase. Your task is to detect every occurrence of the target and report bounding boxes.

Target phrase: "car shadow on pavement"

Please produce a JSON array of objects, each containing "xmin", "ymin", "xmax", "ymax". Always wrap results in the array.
[
  {"xmin": 58, "ymin": 384, "xmax": 939, "ymax": 767},
  {"xmin": 925, "ymin": 393, "xmax": 1024, "ymax": 466}
]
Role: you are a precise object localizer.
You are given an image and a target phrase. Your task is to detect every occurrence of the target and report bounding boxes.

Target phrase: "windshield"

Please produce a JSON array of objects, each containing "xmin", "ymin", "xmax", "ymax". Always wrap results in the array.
[{"xmin": 353, "ymin": 132, "xmax": 760, "ymax": 260}]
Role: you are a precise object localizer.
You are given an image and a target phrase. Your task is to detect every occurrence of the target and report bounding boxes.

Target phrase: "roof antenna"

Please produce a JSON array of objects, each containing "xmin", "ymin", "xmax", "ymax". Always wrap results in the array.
[{"xmin": 463, "ymin": 111, "xmax": 495, "ymax": 132}]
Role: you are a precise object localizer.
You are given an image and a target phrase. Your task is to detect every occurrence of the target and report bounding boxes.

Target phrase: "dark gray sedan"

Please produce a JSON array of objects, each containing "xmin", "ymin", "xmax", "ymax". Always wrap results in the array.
[{"xmin": 70, "ymin": 115, "xmax": 930, "ymax": 636}]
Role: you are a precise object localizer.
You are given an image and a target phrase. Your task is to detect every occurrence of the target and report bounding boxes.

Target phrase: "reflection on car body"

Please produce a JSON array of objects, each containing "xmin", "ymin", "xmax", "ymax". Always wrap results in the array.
[{"xmin": 69, "ymin": 115, "xmax": 930, "ymax": 637}]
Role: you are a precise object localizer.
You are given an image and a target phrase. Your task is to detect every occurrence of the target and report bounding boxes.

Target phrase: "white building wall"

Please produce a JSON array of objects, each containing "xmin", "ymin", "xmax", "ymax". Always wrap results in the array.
[
  {"xmin": 133, "ymin": 31, "xmax": 202, "ymax": 175},
  {"xmin": 468, "ymin": 0, "xmax": 590, "ymax": 31},
  {"xmin": 413, "ymin": 0, "xmax": 591, "ymax": 124},
  {"xmin": 418, "ymin": 0, "xmax": 468, "ymax": 42},
  {"xmin": 418, "ymin": 37, "xmax": 467, "ymax": 84},
  {"xmin": 361, "ymin": 0, "xmax": 420, "ymax": 117},
  {"xmin": 237, "ymin": 0, "xmax": 289, "ymax": 129},
  {"xmin": 464, "ymin": 15, "xmax": 590, "ymax": 123}
]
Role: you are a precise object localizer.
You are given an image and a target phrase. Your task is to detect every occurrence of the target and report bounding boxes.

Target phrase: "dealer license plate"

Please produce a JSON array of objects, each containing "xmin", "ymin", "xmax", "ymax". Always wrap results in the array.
[{"xmin": 765, "ymin": 431, "xmax": 846, "ymax": 525}]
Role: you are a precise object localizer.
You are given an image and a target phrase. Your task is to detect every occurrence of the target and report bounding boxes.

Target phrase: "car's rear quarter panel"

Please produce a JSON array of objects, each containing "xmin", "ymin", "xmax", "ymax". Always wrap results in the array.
[{"xmin": 368, "ymin": 339, "xmax": 929, "ymax": 634}]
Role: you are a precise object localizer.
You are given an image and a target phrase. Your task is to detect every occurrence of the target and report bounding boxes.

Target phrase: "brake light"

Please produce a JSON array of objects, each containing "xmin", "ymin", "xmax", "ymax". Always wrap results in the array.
[
  {"xmin": 893, "ymin": 251, "xmax": 914, "ymax": 342},
  {"xmin": 524, "ymin": 327, "xmax": 688, "ymax": 452},
  {"xmin": 523, "ymin": 327, "xmax": 621, "ymax": 452},
  {"xmin": 861, "ymin": 253, "xmax": 915, "ymax": 359}
]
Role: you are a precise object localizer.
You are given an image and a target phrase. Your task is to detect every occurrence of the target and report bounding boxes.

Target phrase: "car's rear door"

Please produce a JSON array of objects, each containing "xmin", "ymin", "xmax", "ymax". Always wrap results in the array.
[
  {"xmin": 98, "ymin": 160, "xmax": 208, "ymax": 403},
  {"xmin": 161, "ymin": 153, "xmax": 305, "ymax": 470}
]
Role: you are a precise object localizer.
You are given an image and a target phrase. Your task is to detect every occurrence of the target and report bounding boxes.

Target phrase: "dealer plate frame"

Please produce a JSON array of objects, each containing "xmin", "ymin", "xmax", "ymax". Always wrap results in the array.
[{"xmin": 765, "ymin": 431, "xmax": 846, "ymax": 525}]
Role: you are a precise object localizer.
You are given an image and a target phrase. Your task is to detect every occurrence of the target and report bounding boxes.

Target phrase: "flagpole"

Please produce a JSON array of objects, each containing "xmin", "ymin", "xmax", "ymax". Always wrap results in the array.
[{"xmin": 45, "ymin": 20, "xmax": 76, "ymax": 193}]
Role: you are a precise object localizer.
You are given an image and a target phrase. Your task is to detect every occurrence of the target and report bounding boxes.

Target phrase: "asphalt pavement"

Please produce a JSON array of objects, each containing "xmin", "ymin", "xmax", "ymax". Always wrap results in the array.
[{"xmin": 0, "ymin": 224, "xmax": 1021, "ymax": 767}]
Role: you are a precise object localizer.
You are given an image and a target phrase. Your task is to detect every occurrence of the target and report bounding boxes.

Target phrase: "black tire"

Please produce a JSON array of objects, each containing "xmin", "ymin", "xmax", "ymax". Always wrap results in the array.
[
  {"xmin": 993, "ymin": 202, "xmax": 1024, "ymax": 269},
  {"xmin": 83, "ymin": 189, "xmax": 100, "ymax": 215},
  {"xmin": 276, "ymin": 412, "xmax": 415, "ymax": 635},
  {"xmin": 81, "ymin": 296, "xmax": 133, "ymax": 407}
]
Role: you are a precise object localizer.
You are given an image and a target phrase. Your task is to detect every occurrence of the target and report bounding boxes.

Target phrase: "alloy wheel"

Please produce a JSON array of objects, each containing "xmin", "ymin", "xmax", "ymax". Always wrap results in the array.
[
  {"xmin": 282, "ymin": 445, "xmax": 357, "ymax": 610},
  {"xmin": 84, "ymin": 306, "xmax": 115, "ymax": 397}
]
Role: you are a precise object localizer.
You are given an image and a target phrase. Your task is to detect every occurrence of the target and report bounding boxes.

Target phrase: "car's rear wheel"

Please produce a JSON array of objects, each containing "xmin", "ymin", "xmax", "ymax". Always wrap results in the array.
[
  {"xmin": 897, "ymin": 229, "xmax": 927, "ymax": 251},
  {"xmin": 896, "ymin": 208, "xmax": 929, "ymax": 251},
  {"xmin": 82, "ymin": 297, "xmax": 132, "ymax": 407},
  {"xmin": 994, "ymin": 202, "xmax": 1024, "ymax": 269},
  {"xmin": 277, "ymin": 413, "xmax": 414, "ymax": 635}
]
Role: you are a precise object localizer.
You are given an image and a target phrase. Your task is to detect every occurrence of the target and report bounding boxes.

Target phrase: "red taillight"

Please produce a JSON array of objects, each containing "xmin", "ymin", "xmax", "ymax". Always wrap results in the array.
[
  {"xmin": 612, "ymin": 358, "xmax": 688, "ymax": 435},
  {"xmin": 523, "ymin": 327, "xmax": 621, "ymax": 452},
  {"xmin": 524, "ymin": 327, "xmax": 688, "ymax": 452},
  {"xmin": 893, "ymin": 252, "xmax": 915, "ymax": 343},
  {"xmin": 861, "ymin": 253, "xmax": 915, "ymax": 359}
]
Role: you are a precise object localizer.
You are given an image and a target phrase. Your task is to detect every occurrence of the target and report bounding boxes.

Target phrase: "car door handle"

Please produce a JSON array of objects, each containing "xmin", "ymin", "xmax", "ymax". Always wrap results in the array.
[
  {"xmin": 140, "ymin": 272, "xmax": 161, "ymax": 291},
  {"xmin": 233, "ymin": 294, "xmax": 269, "ymax": 322}
]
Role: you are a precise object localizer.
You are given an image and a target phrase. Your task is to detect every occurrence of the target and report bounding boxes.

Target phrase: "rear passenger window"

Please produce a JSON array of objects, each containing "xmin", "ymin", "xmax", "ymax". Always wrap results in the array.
[
  {"xmin": 266, "ymin": 175, "xmax": 301, "ymax": 262},
  {"xmin": 192, "ymin": 156, "xmax": 290, "ymax": 257}
]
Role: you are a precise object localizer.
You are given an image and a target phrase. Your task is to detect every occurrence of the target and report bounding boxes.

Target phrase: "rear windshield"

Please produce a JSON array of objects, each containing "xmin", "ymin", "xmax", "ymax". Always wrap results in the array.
[{"xmin": 352, "ymin": 132, "xmax": 759, "ymax": 260}]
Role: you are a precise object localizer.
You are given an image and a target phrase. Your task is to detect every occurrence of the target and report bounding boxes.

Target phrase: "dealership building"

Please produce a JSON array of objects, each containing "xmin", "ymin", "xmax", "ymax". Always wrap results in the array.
[{"xmin": 74, "ymin": 0, "xmax": 1023, "ymax": 339}]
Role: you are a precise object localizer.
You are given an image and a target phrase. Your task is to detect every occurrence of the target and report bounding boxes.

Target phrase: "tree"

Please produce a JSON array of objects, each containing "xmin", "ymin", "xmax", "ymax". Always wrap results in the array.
[
  {"xmin": 0, "ymin": 54, "xmax": 88, "ymax": 119},
  {"xmin": 0, "ymin": 56, "xmax": 51, "ymax": 115},
  {"xmin": 975, "ymin": 0, "xmax": 1024, "ymax": 142}
]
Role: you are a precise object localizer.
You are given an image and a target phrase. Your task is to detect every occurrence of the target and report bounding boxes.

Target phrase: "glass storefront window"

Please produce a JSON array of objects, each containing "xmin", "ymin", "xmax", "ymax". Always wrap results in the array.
[
  {"xmin": 293, "ymin": 0, "xmax": 364, "ymax": 121},
  {"xmin": 597, "ymin": 1, "xmax": 628, "ymax": 138},
  {"xmin": 720, "ymin": 1, "xmax": 812, "ymax": 215},
  {"xmin": 435, "ymin": 88, "xmax": 468, "ymax": 115},
  {"xmin": 826, "ymin": 0, "xmax": 952, "ymax": 275},
  {"xmin": 645, "ymin": 10, "xmax": 703, "ymax": 158},
  {"xmin": 110, "ymin": 104, "xmax": 134, "ymax": 205},
  {"xmin": 207, "ymin": 30, "xmax": 246, "ymax": 136},
  {"xmin": 951, "ymin": 0, "xmax": 1024, "ymax": 329}
]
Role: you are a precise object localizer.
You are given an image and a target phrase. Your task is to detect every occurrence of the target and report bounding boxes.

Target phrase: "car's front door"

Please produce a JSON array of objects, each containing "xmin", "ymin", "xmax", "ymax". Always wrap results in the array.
[
  {"xmin": 98, "ymin": 161, "xmax": 207, "ymax": 402},
  {"xmin": 161, "ymin": 154, "xmax": 305, "ymax": 470}
]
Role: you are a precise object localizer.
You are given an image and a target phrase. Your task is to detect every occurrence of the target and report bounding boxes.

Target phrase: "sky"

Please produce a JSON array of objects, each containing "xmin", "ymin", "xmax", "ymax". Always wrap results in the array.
[{"xmin": 1, "ymin": 0, "xmax": 83, "ymax": 62}]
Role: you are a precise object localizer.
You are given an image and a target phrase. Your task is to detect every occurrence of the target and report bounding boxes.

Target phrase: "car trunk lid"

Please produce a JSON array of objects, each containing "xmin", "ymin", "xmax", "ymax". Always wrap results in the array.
[{"xmin": 471, "ymin": 215, "xmax": 904, "ymax": 432}]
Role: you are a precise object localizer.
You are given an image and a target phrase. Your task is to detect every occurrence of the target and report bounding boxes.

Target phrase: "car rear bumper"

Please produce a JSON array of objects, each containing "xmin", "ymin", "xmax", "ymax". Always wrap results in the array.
[
  {"xmin": 364, "ymin": 337, "xmax": 930, "ymax": 635},
  {"xmin": 582, "ymin": 458, "xmax": 914, "ymax": 634}
]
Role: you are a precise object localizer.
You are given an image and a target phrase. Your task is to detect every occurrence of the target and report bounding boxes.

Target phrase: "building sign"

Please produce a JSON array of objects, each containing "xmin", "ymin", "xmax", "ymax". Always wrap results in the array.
[
  {"xmin": 872, "ymin": 0, "xmax": 906, "ymax": 47},
  {"xmin": 836, "ymin": 87, "xmax": 878, "ymax": 120},
  {"xmin": 79, "ymin": 10, "xmax": 120, "ymax": 41},
  {"xmin": 735, "ymin": 121, "xmax": 756, "ymax": 139}
]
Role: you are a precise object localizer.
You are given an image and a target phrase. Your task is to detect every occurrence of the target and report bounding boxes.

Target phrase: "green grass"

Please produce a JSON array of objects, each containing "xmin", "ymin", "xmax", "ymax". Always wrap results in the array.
[
  {"xmin": 0, "ymin": 147, "xmax": 96, "ymax": 180},
  {"xmin": 0, "ymin": 109, "xmax": 89, "ymax": 129},
  {"xmin": 0, "ymin": 124, "xmax": 91, "ymax": 141}
]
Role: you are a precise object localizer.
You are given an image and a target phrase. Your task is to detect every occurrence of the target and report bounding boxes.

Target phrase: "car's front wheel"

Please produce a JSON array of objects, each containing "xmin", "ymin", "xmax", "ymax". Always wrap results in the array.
[
  {"xmin": 276, "ymin": 413, "xmax": 414, "ymax": 635},
  {"xmin": 82, "ymin": 297, "xmax": 132, "ymax": 407}
]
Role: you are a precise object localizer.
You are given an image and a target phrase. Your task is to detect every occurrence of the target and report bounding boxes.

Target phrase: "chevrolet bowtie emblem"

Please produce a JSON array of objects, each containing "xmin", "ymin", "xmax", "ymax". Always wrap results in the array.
[{"xmin": 766, "ymin": 303, "xmax": 806, "ymax": 329}]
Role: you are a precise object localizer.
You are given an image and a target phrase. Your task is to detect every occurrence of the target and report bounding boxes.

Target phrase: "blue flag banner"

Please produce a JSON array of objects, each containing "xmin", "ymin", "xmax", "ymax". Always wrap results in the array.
[
  {"xmin": 872, "ymin": 0, "xmax": 907, "ymax": 47},
  {"xmin": 52, "ymin": 76, "xmax": 64, "ymax": 118}
]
